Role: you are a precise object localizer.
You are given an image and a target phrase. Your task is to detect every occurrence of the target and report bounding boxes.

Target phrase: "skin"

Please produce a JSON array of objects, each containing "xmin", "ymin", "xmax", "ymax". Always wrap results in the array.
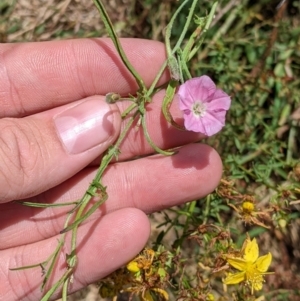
[{"xmin": 0, "ymin": 38, "xmax": 223, "ymax": 300}]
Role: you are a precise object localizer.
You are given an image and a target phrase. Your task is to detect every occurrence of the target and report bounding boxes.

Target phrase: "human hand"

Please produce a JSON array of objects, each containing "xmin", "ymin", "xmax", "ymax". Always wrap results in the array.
[{"xmin": 0, "ymin": 38, "xmax": 222, "ymax": 300}]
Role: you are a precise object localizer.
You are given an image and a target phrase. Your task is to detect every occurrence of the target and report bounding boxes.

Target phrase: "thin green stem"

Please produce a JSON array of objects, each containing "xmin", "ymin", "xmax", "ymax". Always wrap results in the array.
[
  {"xmin": 148, "ymin": 0, "xmax": 199, "ymax": 96},
  {"xmin": 92, "ymin": 0, "xmax": 146, "ymax": 92},
  {"xmin": 40, "ymin": 214, "xmax": 73, "ymax": 299},
  {"xmin": 41, "ymin": 269, "xmax": 73, "ymax": 301},
  {"xmin": 287, "ymin": 122, "xmax": 296, "ymax": 164},
  {"xmin": 141, "ymin": 112, "xmax": 175, "ymax": 156},
  {"xmin": 17, "ymin": 201, "xmax": 78, "ymax": 208},
  {"xmin": 147, "ymin": 60, "xmax": 168, "ymax": 97},
  {"xmin": 121, "ymin": 102, "xmax": 138, "ymax": 118},
  {"xmin": 96, "ymin": 114, "xmax": 138, "ymax": 179},
  {"xmin": 188, "ymin": 1, "xmax": 218, "ymax": 60},
  {"xmin": 238, "ymin": 144, "xmax": 268, "ymax": 165},
  {"xmin": 62, "ymin": 279, "xmax": 69, "ymax": 301},
  {"xmin": 164, "ymin": 0, "xmax": 190, "ymax": 57},
  {"xmin": 203, "ymin": 195, "xmax": 211, "ymax": 224},
  {"xmin": 179, "ymin": 201, "xmax": 197, "ymax": 246}
]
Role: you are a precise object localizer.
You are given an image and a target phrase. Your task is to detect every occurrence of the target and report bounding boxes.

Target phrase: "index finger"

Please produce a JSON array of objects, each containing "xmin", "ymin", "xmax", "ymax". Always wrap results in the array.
[{"xmin": 0, "ymin": 38, "xmax": 169, "ymax": 117}]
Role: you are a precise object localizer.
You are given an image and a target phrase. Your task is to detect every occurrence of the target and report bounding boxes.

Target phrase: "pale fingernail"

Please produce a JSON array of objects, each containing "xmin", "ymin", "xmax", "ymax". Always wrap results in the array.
[{"xmin": 54, "ymin": 98, "xmax": 114, "ymax": 154}]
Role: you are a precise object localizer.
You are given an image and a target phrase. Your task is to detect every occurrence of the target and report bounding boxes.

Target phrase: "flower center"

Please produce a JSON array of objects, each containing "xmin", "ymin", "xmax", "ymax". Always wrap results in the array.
[{"xmin": 192, "ymin": 101, "xmax": 207, "ymax": 117}]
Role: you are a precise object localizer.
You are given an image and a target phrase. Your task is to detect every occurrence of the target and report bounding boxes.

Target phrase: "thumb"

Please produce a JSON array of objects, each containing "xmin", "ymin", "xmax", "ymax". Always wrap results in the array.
[{"xmin": 0, "ymin": 96, "xmax": 121, "ymax": 203}]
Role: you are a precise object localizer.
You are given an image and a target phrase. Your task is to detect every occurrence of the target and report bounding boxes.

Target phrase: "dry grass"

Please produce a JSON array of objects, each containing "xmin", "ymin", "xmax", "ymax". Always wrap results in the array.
[
  {"xmin": 1, "ymin": 0, "xmax": 181, "ymax": 43},
  {"xmin": 2, "ymin": 0, "xmax": 133, "ymax": 42}
]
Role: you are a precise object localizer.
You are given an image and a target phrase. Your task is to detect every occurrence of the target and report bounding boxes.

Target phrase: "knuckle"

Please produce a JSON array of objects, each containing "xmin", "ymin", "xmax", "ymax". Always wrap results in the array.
[
  {"xmin": 0, "ymin": 119, "xmax": 42, "ymax": 202},
  {"xmin": 0, "ymin": 47, "xmax": 27, "ymax": 118}
]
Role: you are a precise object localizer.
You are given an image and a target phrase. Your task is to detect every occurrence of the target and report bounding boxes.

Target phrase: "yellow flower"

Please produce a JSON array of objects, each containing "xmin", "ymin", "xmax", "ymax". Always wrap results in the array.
[
  {"xmin": 127, "ymin": 261, "xmax": 140, "ymax": 273},
  {"xmin": 224, "ymin": 237, "xmax": 273, "ymax": 294},
  {"xmin": 126, "ymin": 248, "xmax": 155, "ymax": 277},
  {"xmin": 242, "ymin": 201, "xmax": 255, "ymax": 213},
  {"xmin": 227, "ymin": 199, "xmax": 271, "ymax": 229}
]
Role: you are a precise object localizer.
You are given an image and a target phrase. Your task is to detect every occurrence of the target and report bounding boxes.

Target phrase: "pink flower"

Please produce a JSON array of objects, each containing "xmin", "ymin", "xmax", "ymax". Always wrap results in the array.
[{"xmin": 178, "ymin": 75, "xmax": 231, "ymax": 136}]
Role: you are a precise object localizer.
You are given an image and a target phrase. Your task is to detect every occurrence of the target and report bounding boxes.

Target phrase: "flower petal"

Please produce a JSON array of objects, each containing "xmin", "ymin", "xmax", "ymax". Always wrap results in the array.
[
  {"xmin": 206, "ymin": 89, "xmax": 231, "ymax": 111},
  {"xmin": 198, "ymin": 110, "xmax": 227, "ymax": 136},
  {"xmin": 224, "ymin": 271, "xmax": 246, "ymax": 285},
  {"xmin": 178, "ymin": 75, "xmax": 216, "ymax": 104},
  {"xmin": 244, "ymin": 238, "xmax": 259, "ymax": 262},
  {"xmin": 178, "ymin": 91, "xmax": 194, "ymax": 111},
  {"xmin": 178, "ymin": 75, "xmax": 231, "ymax": 135},
  {"xmin": 226, "ymin": 257, "xmax": 248, "ymax": 271},
  {"xmin": 255, "ymin": 252, "xmax": 272, "ymax": 272},
  {"xmin": 127, "ymin": 261, "xmax": 140, "ymax": 273},
  {"xmin": 183, "ymin": 111, "xmax": 206, "ymax": 133}
]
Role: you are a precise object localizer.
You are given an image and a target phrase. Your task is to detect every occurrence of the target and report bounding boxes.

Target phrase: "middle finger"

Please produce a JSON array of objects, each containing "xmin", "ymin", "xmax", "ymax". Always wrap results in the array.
[{"xmin": 0, "ymin": 143, "xmax": 222, "ymax": 249}]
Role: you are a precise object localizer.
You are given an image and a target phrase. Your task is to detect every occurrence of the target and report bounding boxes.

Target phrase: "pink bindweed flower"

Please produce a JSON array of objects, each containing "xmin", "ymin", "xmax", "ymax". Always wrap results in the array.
[{"xmin": 178, "ymin": 75, "xmax": 231, "ymax": 136}]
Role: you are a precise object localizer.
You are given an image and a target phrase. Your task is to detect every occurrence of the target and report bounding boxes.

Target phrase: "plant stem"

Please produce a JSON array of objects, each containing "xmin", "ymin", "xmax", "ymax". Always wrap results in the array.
[{"xmin": 92, "ymin": 0, "xmax": 146, "ymax": 92}]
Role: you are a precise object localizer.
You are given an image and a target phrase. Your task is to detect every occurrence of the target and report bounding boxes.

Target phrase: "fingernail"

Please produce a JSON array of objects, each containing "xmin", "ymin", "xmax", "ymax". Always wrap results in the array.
[{"xmin": 54, "ymin": 98, "xmax": 114, "ymax": 154}]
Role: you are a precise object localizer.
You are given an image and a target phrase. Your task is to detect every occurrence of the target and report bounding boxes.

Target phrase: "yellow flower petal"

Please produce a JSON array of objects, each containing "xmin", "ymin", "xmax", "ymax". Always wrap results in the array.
[
  {"xmin": 255, "ymin": 252, "xmax": 272, "ymax": 272},
  {"xmin": 242, "ymin": 201, "xmax": 255, "ymax": 212},
  {"xmin": 126, "ymin": 261, "xmax": 140, "ymax": 273},
  {"xmin": 226, "ymin": 257, "xmax": 248, "ymax": 271},
  {"xmin": 224, "ymin": 271, "xmax": 246, "ymax": 284},
  {"xmin": 244, "ymin": 238, "xmax": 259, "ymax": 262}
]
